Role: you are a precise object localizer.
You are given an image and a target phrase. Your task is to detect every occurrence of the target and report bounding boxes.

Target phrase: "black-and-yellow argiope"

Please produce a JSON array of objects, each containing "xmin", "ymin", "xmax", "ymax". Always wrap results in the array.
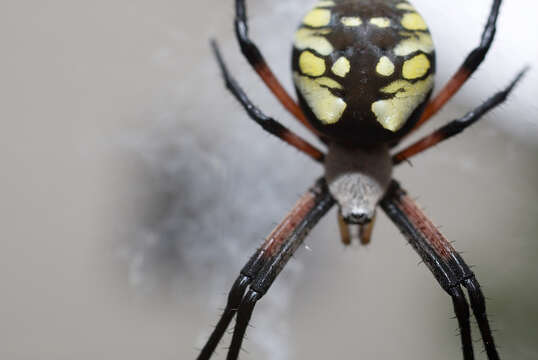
[{"xmin": 197, "ymin": 0, "xmax": 527, "ymax": 359}]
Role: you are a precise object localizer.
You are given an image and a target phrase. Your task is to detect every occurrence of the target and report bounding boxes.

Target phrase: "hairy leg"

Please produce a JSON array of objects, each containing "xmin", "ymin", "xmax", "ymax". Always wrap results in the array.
[
  {"xmin": 212, "ymin": 40, "xmax": 325, "ymax": 162},
  {"xmin": 381, "ymin": 181, "xmax": 500, "ymax": 359},
  {"xmin": 393, "ymin": 68, "xmax": 527, "ymax": 165},
  {"xmin": 197, "ymin": 179, "xmax": 334, "ymax": 360},
  {"xmin": 411, "ymin": 0, "xmax": 503, "ymax": 132},
  {"xmin": 234, "ymin": 0, "xmax": 321, "ymax": 136}
]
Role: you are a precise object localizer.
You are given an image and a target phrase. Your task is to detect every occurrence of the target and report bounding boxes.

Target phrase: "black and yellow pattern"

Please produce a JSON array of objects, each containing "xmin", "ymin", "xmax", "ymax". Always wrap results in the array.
[{"xmin": 292, "ymin": 0, "xmax": 436, "ymax": 146}]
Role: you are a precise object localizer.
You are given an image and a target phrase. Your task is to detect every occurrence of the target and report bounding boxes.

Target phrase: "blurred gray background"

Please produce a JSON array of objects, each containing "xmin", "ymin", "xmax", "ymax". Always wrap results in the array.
[{"xmin": 1, "ymin": 1, "xmax": 537, "ymax": 359}]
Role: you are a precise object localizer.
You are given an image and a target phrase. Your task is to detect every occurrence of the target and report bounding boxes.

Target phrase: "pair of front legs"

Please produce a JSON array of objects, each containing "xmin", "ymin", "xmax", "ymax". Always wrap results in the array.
[
  {"xmin": 199, "ymin": 0, "xmax": 526, "ymax": 359},
  {"xmin": 197, "ymin": 178, "xmax": 502, "ymax": 360}
]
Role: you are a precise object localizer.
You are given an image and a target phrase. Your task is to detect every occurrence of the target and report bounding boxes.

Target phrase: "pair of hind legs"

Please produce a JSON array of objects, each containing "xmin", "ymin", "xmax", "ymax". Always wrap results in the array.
[{"xmin": 200, "ymin": 0, "xmax": 525, "ymax": 359}]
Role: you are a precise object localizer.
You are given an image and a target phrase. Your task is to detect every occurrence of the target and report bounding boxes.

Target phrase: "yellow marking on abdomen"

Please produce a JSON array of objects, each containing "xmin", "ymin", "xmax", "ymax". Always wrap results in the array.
[
  {"xmin": 294, "ymin": 28, "xmax": 334, "ymax": 56},
  {"xmin": 401, "ymin": 13, "xmax": 428, "ymax": 30},
  {"xmin": 370, "ymin": 17, "xmax": 391, "ymax": 28},
  {"xmin": 376, "ymin": 56, "xmax": 395, "ymax": 76},
  {"xmin": 294, "ymin": 72, "xmax": 347, "ymax": 125},
  {"xmin": 315, "ymin": 77, "xmax": 343, "ymax": 89},
  {"xmin": 341, "ymin": 17, "xmax": 362, "ymax": 26},
  {"xmin": 299, "ymin": 51, "xmax": 326, "ymax": 77},
  {"xmin": 394, "ymin": 32, "xmax": 434, "ymax": 56},
  {"xmin": 380, "ymin": 75, "xmax": 433, "ymax": 96},
  {"xmin": 302, "ymin": 9, "xmax": 332, "ymax": 28},
  {"xmin": 381, "ymin": 79, "xmax": 411, "ymax": 94},
  {"xmin": 402, "ymin": 54, "xmax": 430, "ymax": 79},
  {"xmin": 372, "ymin": 75, "xmax": 434, "ymax": 131},
  {"xmin": 396, "ymin": 3, "xmax": 415, "ymax": 11},
  {"xmin": 316, "ymin": 0, "xmax": 335, "ymax": 6},
  {"xmin": 331, "ymin": 57, "xmax": 350, "ymax": 77}
]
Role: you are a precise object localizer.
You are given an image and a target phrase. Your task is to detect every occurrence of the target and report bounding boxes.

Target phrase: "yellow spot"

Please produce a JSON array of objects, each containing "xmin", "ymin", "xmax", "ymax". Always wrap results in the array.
[
  {"xmin": 396, "ymin": 3, "xmax": 415, "ymax": 11},
  {"xmin": 340, "ymin": 17, "xmax": 362, "ymax": 26},
  {"xmin": 402, "ymin": 54, "xmax": 430, "ymax": 79},
  {"xmin": 331, "ymin": 57, "xmax": 350, "ymax": 77},
  {"xmin": 294, "ymin": 28, "xmax": 334, "ymax": 56},
  {"xmin": 380, "ymin": 76, "xmax": 433, "ymax": 96},
  {"xmin": 299, "ymin": 51, "xmax": 326, "ymax": 77},
  {"xmin": 401, "ymin": 13, "xmax": 428, "ymax": 30},
  {"xmin": 394, "ymin": 32, "xmax": 434, "ymax": 56},
  {"xmin": 376, "ymin": 56, "xmax": 395, "ymax": 76},
  {"xmin": 315, "ymin": 77, "xmax": 343, "ymax": 89},
  {"xmin": 294, "ymin": 72, "xmax": 347, "ymax": 124},
  {"xmin": 302, "ymin": 9, "xmax": 332, "ymax": 28},
  {"xmin": 381, "ymin": 80, "xmax": 412, "ymax": 94},
  {"xmin": 370, "ymin": 17, "xmax": 391, "ymax": 28},
  {"xmin": 372, "ymin": 75, "xmax": 434, "ymax": 131},
  {"xmin": 316, "ymin": 0, "xmax": 335, "ymax": 6}
]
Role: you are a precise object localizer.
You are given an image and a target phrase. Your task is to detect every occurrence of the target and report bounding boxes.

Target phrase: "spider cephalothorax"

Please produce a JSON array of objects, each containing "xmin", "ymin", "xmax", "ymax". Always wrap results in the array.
[
  {"xmin": 292, "ymin": 0, "xmax": 436, "ymax": 147},
  {"xmin": 324, "ymin": 143, "xmax": 392, "ymax": 224},
  {"xmin": 200, "ymin": 0, "xmax": 526, "ymax": 359}
]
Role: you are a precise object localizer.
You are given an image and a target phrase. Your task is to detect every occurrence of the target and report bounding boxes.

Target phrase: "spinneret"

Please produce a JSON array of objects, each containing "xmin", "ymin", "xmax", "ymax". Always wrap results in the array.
[{"xmin": 292, "ymin": 0, "xmax": 436, "ymax": 146}]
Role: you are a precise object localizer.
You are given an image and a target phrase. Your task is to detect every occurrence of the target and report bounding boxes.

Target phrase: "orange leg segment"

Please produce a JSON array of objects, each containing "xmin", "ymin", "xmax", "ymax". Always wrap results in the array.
[
  {"xmin": 381, "ymin": 181, "xmax": 500, "ymax": 359},
  {"xmin": 393, "ymin": 68, "xmax": 527, "ymax": 165},
  {"xmin": 414, "ymin": 69, "xmax": 471, "ymax": 129},
  {"xmin": 212, "ymin": 40, "xmax": 326, "ymax": 163},
  {"xmin": 410, "ymin": 0, "xmax": 502, "ymax": 133},
  {"xmin": 235, "ymin": 0, "xmax": 322, "ymax": 137},
  {"xmin": 253, "ymin": 63, "xmax": 320, "ymax": 135}
]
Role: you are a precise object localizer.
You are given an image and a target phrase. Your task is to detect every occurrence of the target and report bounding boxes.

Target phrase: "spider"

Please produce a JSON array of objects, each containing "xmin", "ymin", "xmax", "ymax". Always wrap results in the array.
[{"xmin": 197, "ymin": 0, "xmax": 526, "ymax": 359}]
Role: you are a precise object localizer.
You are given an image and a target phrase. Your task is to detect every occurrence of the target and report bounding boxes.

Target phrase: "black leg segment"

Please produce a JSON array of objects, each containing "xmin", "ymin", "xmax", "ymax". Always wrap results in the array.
[
  {"xmin": 224, "ymin": 179, "xmax": 334, "ymax": 359},
  {"xmin": 196, "ymin": 271, "xmax": 253, "ymax": 360},
  {"xmin": 381, "ymin": 183, "xmax": 475, "ymax": 360},
  {"xmin": 211, "ymin": 40, "xmax": 325, "ymax": 163},
  {"xmin": 444, "ymin": 244, "xmax": 500, "ymax": 359},
  {"xmin": 381, "ymin": 181, "xmax": 501, "ymax": 360},
  {"xmin": 462, "ymin": 0, "xmax": 502, "ymax": 73},
  {"xmin": 233, "ymin": 0, "xmax": 321, "ymax": 134},
  {"xmin": 234, "ymin": 0, "xmax": 263, "ymax": 70},
  {"xmin": 414, "ymin": 0, "xmax": 505, "ymax": 129},
  {"xmin": 394, "ymin": 67, "xmax": 528, "ymax": 165},
  {"xmin": 197, "ymin": 179, "xmax": 335, "ymax": 360}
]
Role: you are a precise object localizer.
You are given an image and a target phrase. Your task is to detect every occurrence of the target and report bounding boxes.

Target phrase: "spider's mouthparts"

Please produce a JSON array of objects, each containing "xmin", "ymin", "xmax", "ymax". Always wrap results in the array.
[{"xmin": 343, "ymin": 210, "xmax": 372, "ymax": 225}]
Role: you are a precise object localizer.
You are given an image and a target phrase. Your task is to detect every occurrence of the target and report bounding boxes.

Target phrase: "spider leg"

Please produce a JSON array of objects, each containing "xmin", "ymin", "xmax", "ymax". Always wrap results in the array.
[
  {"xmin": 211, "ymin": 40, "xmax": 325, "ymax": 163},
  {"xmin": 196, "ymin": 257, "xmax": 257, "ymax": 360},
  {"xmin": 226, "ymin": 179, "xmax": 334, "ymax": 360},
  {"xmin": 445, "ymin": 245, "xmax": 499, "ymax": 359},
  {"xmin": 393, "ymin": 67, "xmax": 528, "ymax": 165},
  {"xmin": 381, "ymin": 181, "xmax": 500, "ymax": 360},
  {"xmin": 234, "ymin": 0, "xmax": 321, "ymax": 136},
  {"xmin": 411, "ymin": 0, "xmax": 502, "ymax": 132},
  {"xmin": 197, "ymin": 179, "xmax": 334, "ymax": 360}
]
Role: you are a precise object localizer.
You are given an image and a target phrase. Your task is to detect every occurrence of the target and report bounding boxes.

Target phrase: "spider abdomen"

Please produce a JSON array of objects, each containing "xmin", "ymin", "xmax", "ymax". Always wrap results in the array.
[{"xmin": 292, "ymin": 0, "xmax": 436, "ymax": 147}]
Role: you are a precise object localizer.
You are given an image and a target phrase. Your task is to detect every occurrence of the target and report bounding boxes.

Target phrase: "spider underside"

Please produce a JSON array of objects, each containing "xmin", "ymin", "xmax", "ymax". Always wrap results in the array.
[{"xmin": 197, "ymin": 0, "xmax": 527, "ymax": 359}]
